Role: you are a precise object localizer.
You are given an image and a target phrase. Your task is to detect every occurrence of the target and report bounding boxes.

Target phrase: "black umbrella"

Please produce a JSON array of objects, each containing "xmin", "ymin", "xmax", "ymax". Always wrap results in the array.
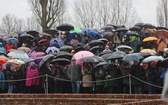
[
  {"xmin": 51, "ymin": 58, "xmax": 70, "ymax": 65},
  {"xmin": 102, "ymin": 32, "xmax": 114, "ymax": 36},
  {"xmin": 99, "ymin": 50, "xmax": 113, "ymax": 56},
  {"xmin": 93, "ymin": 62, "xmax": 108, "ymax": 69},
  {"xmin": 88, "ymin": 40, "xmax": 104, "ymax": 46},
  {"xmin": 105, "ymin": 24, "xmax": 118, "ymax": 29},
  {"xmin": 129, "ymin": 26, "xmax": 141, "ymax": 31},
  {"xmin": 101, "ymin": 54, "xmax": 113, "ymax": 61},
  {"xmin": 92, "ymin": 56, "xmax": 105, "ymax": 62},
  {"xmin": 143, "ymin": 23, "xmax": 155, "ymax": 29},
  {"xmin": 101, "ymin": 26, "xmax": 114, "ymax": 30},
  {"xmin": 89, "ymin": 46, "xmax": 104, "ymax": 53},
  {"xmin": 125, "ymin": 31, "xmax": 139, "ymax": 37},
  {"xmin": 98, "ymin": 38, "xmax": 108, "ymax": 44},
  {"xmin": 19, "ymin": 34, "xmax": 34, "ymax": 39},
  {"xmin": 78, "ymin": 56, "xmax": 99, "ymax": 63},
  {"xmin": 39, "ymin": 55, "xmax": 54, "ymax": 69},
  {"xmin": 60, "ymin": 45, "xmax": 73, "ymax": 51},
  {"xmin": 26, "ymin": 30, "xmax": 39, "ymax": 37},
  {"xmin": 156, "ymin": 27, "xmax": 168, "ymax": 30},
  {"xmin": 44, "ymin": 29, "xmax": 58, "ymax": 35},
  {"xmin": 115, "ymin": 27, "xmax": 129, "ymax": 32},
  {"xmin": 55, "ymin": 51, "xmax": 72, "ymax": 60},
  {"xmin": 134, "ymin": 22, "xmax": 145, "ymax": 27},
  {"xmin": 56, "ymin": 23, "xmax": 74, "ymax": 31},
  {"xmin": 107, "ymin": 54, "xmax": 124, "ymax": 60}
]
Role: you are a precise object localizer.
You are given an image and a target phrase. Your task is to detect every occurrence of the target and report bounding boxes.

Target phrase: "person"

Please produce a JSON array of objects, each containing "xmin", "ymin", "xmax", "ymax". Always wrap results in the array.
[
  {"xmin": 130, "ymin": 60, "xmax": 146, "ymax": 94},
  {"xmin": 113, "ymin": 32, "xmax": 121, "ymax": 48},
  {"xmin": 157, "ymin": 35, "xmax": 168, "ymax": 55},
  {"xmin": 104, "ymin": 60, "xmax": 122, "ymax": 93},
  {"xmin": 25, "ymin": 62, "xmax": 40, "ymax": 93},
  {"xmin": 0, "ymin": 64, "xmax": 5, "ymax": 93},
  {"xmin": 130, "ymin": 37, "xmax": 141, "ymax": 53},
  {"xmin": 52, "ymin": 40, "xmax": 60, "ymax": 48},
  {"xmin": 68, "ymin": 58, "xmax": 82, "ymax": 93},
  {"xmin": 81, "ymin": 63, "xmax": 93, "ymax": 93},
  {"xmin": 103, "ymin": 45, "xmax": 112, "ymax": 52}
]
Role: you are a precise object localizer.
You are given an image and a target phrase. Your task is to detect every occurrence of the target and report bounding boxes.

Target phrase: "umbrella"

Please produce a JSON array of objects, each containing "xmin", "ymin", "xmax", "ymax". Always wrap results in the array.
[
  {"xmin": 51, "ymin": 58, "xmax": 70, "ymax": 65},
  {"xmin": 88, "ymin": 31, "xmax": 102, "ymax": 38},
  {"xmin": 60, "ymin": 45, "xmax": 73, "ymax": 51},
  {"xmin": 98, "ymin": 38, "xmax": 108, "ymax": 44},
  {"xmin": 44, "ymin": 29, "xmax": 58, "ymax": 35},
  {"xmin": 18, "ymin": 47, "xmax": 31, "ymax": 53},
  {"xmin": 88, "ymin": 40, "xmax": 104, "ymax": 46},
  {"xmin": 0, "ymin": 59, "xmax": 6, "ymax": 64},
  {"xmin": 78, "ymin": 56, "xmax": 99, "ymax": 63},
  {"xmin": 38, "ymin": 39, "xmax": 50, "ymax": 46},
  {"xmin": 30, "ymin": 52, "xmax": 45, "ymax": 57},
  {"xmin": 56, "ymin": 23, "xmax": 74, "ymax": 31},
  {"xmin": 143, "ymin": 37, "xmax": 158, "ymax": 42},
  {"xmin": 70, "ymin": 29, "xmax": 82, "ymax": 33},
  {"xmin": 34, "ymin": 56, "xmax": 43, "ymax": 64},
  {"xmin": 107, "ymin": 54, "xmax": 124, "ymax": 60},
  {"xmin": 26, "ymin": 30, "xmax": 39, "ymax": 37},
  {"xmin": 73, "ymin": 51, "xmax": 94, "ymax": 60},
  {"xmin": 39, "ymin": 55, "xmax": 54, "ymax": 69},
  {"xmin": 156, "ymin": 27, "xmax": 168, "ymax": 30},
  {"xmin": 0, "ymin": 56, "xmax": 9, "ymax": 60},
  {"xmin": 129, "ymin": 26, "xmax": 141, "ymax": 31},
  {"xmin": 55, "ymin": 51, "xmax": 72, "ymax": 59},
  {"xmin": 19, "ymin": 34, "xmax": 34, "ymax": 39},
  {"xmin": 115, "ymin": 27, "xmax": 129, "ymax": 32},
  {"xmin": 102, "ymin": 32, "xmax": 114, "ymax": 37},
  {"xmin": 142, "ymin": 56, "xmax": 164, "ymax": 63},
  {"xmin": 89, "ymin": 46, "xmax": 104, "ymax": 53},
  {"xmin": 82, "ymin": 28, "xmax": 92, "ymax": 34},
  {"xmin": 14, "ymin": 31, "xmax": 25, "ymax": 35},
  {"xmin": 155, "ymin": 29, "xmax": 168, "ymax": 36},
  {"xmin": 113, "ymin": 51, "xmax": 127, "ymax": 56},
  {"xmin": 101, "ymin": 26, "xmax": 114, "ymax": 31},
  {"xmin": 6, "ymin": 38, "xmax": 19, "ymax": 44},
  {"xmin": 115, "ymin": 45, "xmax": 133, "ymax": 52},
  {"xmin": 46, "ymin": 47, "xmax": 60, "ymax": 54},
  {"xmin": 99, "ymin": 50, "xmax": 113, "ymax": 56},
  {"xmin": 92, "ymin": 56, "xmax": 105, "ymax": 62},
  {"xmin": 24, "ymin": 58, "xmax": 35, "ymax": 63},
  {"xmin": 50, "ymin": 38, "xmax": 64, "ymax": 47},
  {"xmin": 143, "ymin": 23, "xmax": 155, "ymax": 29},
  {"xmin": 123, "ymin": 53, "xmax": 143, "ymax": 61},
  {"xmin": 134, "ymin": 22, "xmax": 145, "ymax": 27},
  {"xmin": 0, "ymin": 33, "xmax": 6, "ymax": 37},
  {"xmin": 101, "ymin": 54, "xmax": 113, "ymax": 61},
  {"xmin": 7, "ymin": 50, "xmax": 29, "ymax": 59},
  {"xmin": 93, "ymin": 62, "xmax": 108, "ymax": 69},
  {"xmin": 40, "ymin": 33, "xmax": 51, "ymax": 37},
  {"xmin": 140, "ymin": 49, "xmax": 156, "ymax": 55},
  {"xmin": 125, "ymin": 31, "xmax": 139, "ymax": 36},
  {"xmin": 7, "ymin": 59, "xmax": 25, "ymax": 71}
]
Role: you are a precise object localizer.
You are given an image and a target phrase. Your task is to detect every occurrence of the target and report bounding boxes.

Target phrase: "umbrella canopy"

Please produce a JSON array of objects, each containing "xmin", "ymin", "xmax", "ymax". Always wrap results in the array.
[
  {"xmin": 92, "ymin": 56, "xmax": 105, "ymax": 62},
  {"xmin": 88, "ymin": 40, "xmax": 104, "ymax": 46},
  {"xmin": 46, "ymin": 47, "xmax": 60, "ymax": 54},
  {"xmin": 142, "ymin": 56, "xmax": 164, "ymax": 63},
  {"xmin": 55, "ymin": 51, "xmax": 72, "ymax": 59},
  {"xmin": 129, "ymin": 26, "xmax": 141, "ymax": 31},
  {"xmin": 14, "ymin": 31, "xmax": 25, "ymax": 35},
  {"xmin": 107, "ymin": 54, "xmax": 124, "ymax": 60},
  {"xmin": 51, "ymin": 58, "xmax": 70, "ymax": 65},
  {"xmin": 102, "ymin": 32, "xmax": 114, "ymax": 37},
  {"xmin": 98, "ymin": 38, "xmax": 108, "ymax": 44},
  {"xmin": 155, "ymin": 29, "xmax": 168, "ymax": 36},
  {"xmin": 101, "ymin": 53, "xmax": 113, "ymax": 61},
  {"xmin": 0, "ymin": 56, "xmax": 9, "ymax": 60},
  {"xmin": 50, "ymin": 38, "xmax": 64, "ymax": 47},
  {"xmin": 37, "ymin": 39, "xmax": 50, "ymax": 46},
  {"xmin": 101, "ymin": 26, "xmax": 114, "ymax": 31},
  {"xmin": 7, "ymin": 50, "xmax": 29, "ymax": 59},
  {"xmin": 115, "ymin": 27, "xmax": 129, "ymax": 32},
  {"xmin": 70, "ymin": 29, "xmax": 82, "ymax": 34},
  {"xmin": 26, "ymin": 30, "xmax": 39, "ymax": 37},
  {"xmin": 123, "ymin": 53, "xmax": 143, "ymax": 61},
  {"xmin": 115, "ymin": 45, "xmax": 133, "ymax": 53},
  {"xmin": 30, "ymin": 52, "xmax": 45, "ymax": 57},
  {"xmin": 93, "ymin": 62, "xmax": 108, "ymax": 69},
  {"xmin": 19, "ymin": 34, "xmax": 34, "ymax": 39},
  {"xmin": 113, "ymin": 51, "xmax": 127, "ymax": 56},
  {"xmin": 0, "ymin": 59, "xmax": 6, "ymax": 64},
  {"xmin": 89, "ymin": 46, "xmax": 104, "ymax": 53},
  {"xmin": 44, "ymin": 29, "xmax": 58, "ymax": 35},
  {"xmin": 78, "ymin": 56, "xmax": 99, "ymax": 63},
  {"xmin": 18, "ymin": 47, "xmax": 31, "ymax": 53},
  {"xmin": 56, "ymin": 23, "xmax": 74, "ymax": 31},
  {"xmin": 39, "ymin": 55, "xmax": 54, "ymax": 69},
  {"xmin": 73, "ymin": 51, "xmax": 94, "ymax": 61},
  {"xmin": 88, "ymin": 31, "xmax": 102, "ymax": 38},
  {"xmin": 60, "ymin": 45, "xmax": 73, "ymax": 51},
  {"xmin": 140, "ymin": 49, "xmax": 156, "ymax": 55},
  {"xmin": 125, "ymin": 31, "xmax": 139, "ymax": 36},
  {"xmin": 6, "ymin": 38, "xmax": 19, "ymax": 44},
  {"xmin": 24, "ymin": 58, "xmax": 35, "ymax": 63},
  {"xmin": 143, "ymin": 37, "xmax": 158, "ymax": 42},
  {"xmin": 134, "ymin": 22, "xmax": 145, "ymax": 27},
  {"xmin": 143, "ymin": 23, "xmax": 155, "ymax": 29},
  {"xmin": 34, "ymin": 56, "xmax": 43, "ymax": 64},
  {"xmin": 40, "ymin": 33, "xmax": 51, "ymax": 37},
  {"xmin": 7, "ymin": 59, "xmax": 25, "ymax": 71},
  {"xmin": 99, "ymin": 50, "xmax": 113, "ymax": 56},
  {"xmin": 156, "ymin": 27, "xmax": 168, "ymax": 30}
]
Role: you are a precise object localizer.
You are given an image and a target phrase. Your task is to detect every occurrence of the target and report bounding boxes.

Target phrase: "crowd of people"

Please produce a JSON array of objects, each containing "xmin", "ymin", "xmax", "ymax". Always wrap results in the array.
[{"xmin": 0, "ymin": 23, "xmax": 167, "ymax": 94}]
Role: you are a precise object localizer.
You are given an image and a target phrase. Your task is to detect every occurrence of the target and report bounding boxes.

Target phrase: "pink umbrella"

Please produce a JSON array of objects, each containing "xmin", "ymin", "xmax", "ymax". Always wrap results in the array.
[
  {"xmin": 73, "ymin": 51, "xmax": 94, "ymax": 60},
  {"xmin": 30, "ymin": 52, "xmax": 45, "ymax": 57}
]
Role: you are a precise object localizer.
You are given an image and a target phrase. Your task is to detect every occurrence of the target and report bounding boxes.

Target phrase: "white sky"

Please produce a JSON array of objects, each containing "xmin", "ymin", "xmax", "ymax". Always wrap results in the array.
[{"xmin": 0, "ymin": 0, "xmax": 158, "ymax": 25}]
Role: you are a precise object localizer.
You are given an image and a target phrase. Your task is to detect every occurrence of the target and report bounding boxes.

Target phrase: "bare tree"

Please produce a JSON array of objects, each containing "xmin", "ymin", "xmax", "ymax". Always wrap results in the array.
[
  {"xmin": 29, "ymin": 0, "xmax": 66, "ymax": 31},
  {"xmin": 0, "ymin": 14, "xmax": 24, "ymax": 34},
  {"xmin": 157, "ymin": 0, "xmax": 168, "ymax": 27}
]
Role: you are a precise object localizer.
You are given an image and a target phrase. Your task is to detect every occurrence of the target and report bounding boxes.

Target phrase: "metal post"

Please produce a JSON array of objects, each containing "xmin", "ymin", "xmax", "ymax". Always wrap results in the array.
[
  {"xmin": 46, "ymin": 74, "xmax": 48, "ymax": 94},
  {"xmin": 129, "ymin": 74, "xmax": 132, "ymax": 94}
]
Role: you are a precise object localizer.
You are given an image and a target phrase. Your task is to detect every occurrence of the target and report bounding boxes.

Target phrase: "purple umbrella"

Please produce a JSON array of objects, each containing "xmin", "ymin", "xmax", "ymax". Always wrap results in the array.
[
  {"xmin": 34, "ymin": 56, "xmax": 43, "ymax": 64},
  {"xmin": 50, "ymin": 38, "xmax": 64, "ymax": 47},
  {"xmin": 30, "ymin": 52, "xmax": 45, "ymax": 57}
]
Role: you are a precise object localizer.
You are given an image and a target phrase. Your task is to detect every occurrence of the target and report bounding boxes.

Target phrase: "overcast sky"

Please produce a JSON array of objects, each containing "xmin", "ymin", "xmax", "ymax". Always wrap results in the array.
[{"xmin": 0, "ymin": 0, "xmax": 158, "ymax": 25}]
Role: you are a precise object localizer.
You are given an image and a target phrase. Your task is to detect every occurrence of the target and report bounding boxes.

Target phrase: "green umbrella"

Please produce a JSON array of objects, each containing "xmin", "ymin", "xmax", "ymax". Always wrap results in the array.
[{"xmin": 70, "ymin": 29, "xmax": 82, "ymax": 33}]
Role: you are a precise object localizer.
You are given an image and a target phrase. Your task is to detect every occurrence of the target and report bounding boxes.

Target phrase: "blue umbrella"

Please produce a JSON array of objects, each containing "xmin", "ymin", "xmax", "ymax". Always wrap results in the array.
[
  {"xmin": 46, "ymin": 46, "xmax": 60, "ymax": 54},
  {"xmin": 88, "ymin": 31, "xmax": 102, "ymax": 38},
  {"xmin": 6, "ymin": 38, "xmax": 19, "ymax": 44},
  {"xmin": 82, "ymin": 28, "xmax": 92, "ymax": 34},
  {"xmin": 50, "ymin": 38, "xmax": 64, "ymax": 47},
  {"xmin": 14, "ymin": 31, "xmax": 25, "ymax": 35},
  {"xmin": 0, "ymin": 42, "xmax": 6, "ymax": 54},
  {"xmin": 123, "ymin": 53, "xmax": 143, "ymax": 61},
  {"xmin": 66, "ymin": 33, "xmax": 81, "ymax": 42}
]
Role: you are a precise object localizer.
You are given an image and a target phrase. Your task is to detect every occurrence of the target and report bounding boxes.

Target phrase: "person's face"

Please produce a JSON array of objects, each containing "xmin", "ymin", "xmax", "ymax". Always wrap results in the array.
[
  {"xmin": 133, "ymin": 61, "xmax": 139, "ymax": 66},
  {"xmin": 72, "ymin": 60, "xmax": 76, "ymax": 64},
  {"xmin": 45, "ymin": 61, "xmax": 50, "ymax": 66}
]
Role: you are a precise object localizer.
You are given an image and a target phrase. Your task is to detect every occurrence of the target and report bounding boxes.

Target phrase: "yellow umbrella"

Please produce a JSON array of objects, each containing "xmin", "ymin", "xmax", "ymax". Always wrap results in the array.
[
  {"xmin": 18, "ymin": 47, "xmax": 31, "ymax": 53},
  {"xmin": 140, "ymin": 49, "xmax": 156, "ymax": 54},
  {"xmin": 143, "ymin": 37, "xmax": 158, "ymax": 42},
  {"xmin": 0, "ymin": 56, "xmax": 9, "ymax": 60}
]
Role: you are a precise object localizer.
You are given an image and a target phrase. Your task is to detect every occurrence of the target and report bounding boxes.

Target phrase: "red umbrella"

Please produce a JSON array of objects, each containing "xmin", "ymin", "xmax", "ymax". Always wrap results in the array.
[
  {"xmin": 38, "ymin": 39, "xmax": 50, "ymax": 46},
  {"xmin": 0, "ymin": 59, "xmax": 6, "ymax": 64},
  {"xmin": 155, "ymin": 29, "xmax": 168, "ymax": 37}
]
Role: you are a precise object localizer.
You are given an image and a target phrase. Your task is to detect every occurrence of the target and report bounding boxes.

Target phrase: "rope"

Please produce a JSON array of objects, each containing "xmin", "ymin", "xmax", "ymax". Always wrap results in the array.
[{"xmin": 130, "ymin": 74, "xmax": 163, "ymax": 89}]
